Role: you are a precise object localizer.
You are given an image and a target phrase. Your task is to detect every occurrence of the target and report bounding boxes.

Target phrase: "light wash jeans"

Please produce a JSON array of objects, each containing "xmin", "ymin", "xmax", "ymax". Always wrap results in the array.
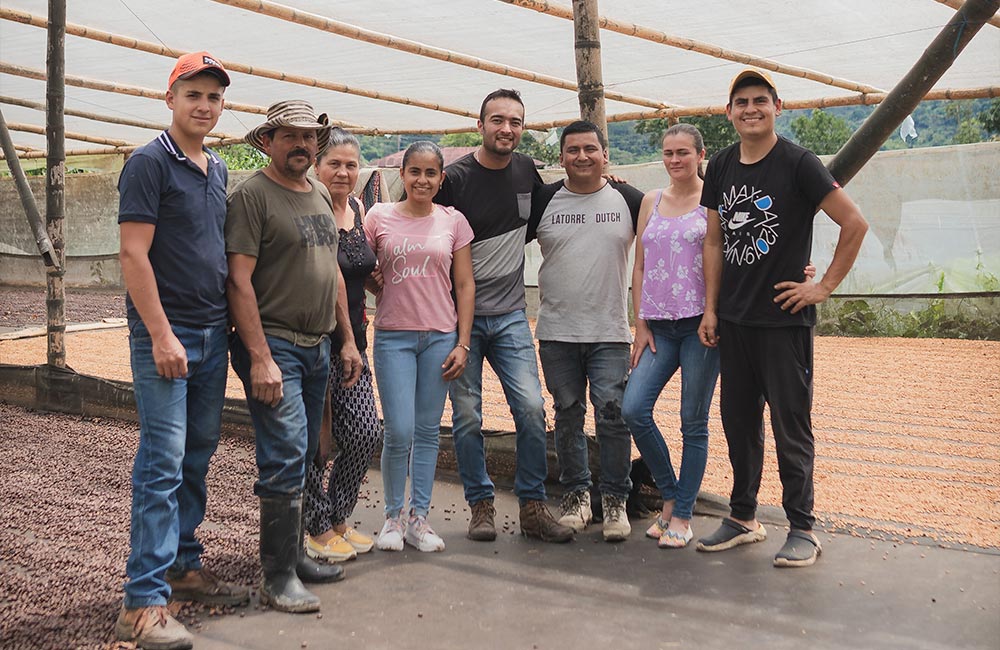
[
  {"xmin": 448, "ymin": 310, "xmax": 548, "ymax": 505},
  {"xmin": 230, "ymin": 334, "xmax": 331, "ymax": 498},
  {"xmin": 538, "ymin": 340, "xmax": 633, "ymax": 500},
  {"xmin": 373, "ymin": 329, "xmax": 455, "ymax": 517},
  {"xmin": 621, "ymin": 316, "xmax": 720, "ymax": 520},
  {"xmin": 125, "ymin": 321, "xmax": 228, "ymax": 608}
]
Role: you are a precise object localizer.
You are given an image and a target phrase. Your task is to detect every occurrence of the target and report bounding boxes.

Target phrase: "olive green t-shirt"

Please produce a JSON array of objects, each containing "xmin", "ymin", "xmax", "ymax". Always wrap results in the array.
[{"xmin": 225, "ymin": 170, "xmax": 339, "ymax": 346}]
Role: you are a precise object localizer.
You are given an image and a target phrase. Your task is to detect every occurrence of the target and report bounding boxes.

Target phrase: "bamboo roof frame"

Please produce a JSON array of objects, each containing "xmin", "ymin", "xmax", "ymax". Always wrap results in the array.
[
  {"xmin": 498, "ymin": 0, "xmax": 887, "ymax": 95},
  {"xmin": 0, "ymin": 7, "xmax": 463, "ymax": 124},
  {"xmin": 0, "ymin": 0, "xmax": 995, "ymax": 157},
  {"xmin": 4, "ymin": 120, "xmax": 137, "ymax": 147},
  {"xmin": 207, "ymin": 0, "xmax": 674, "ymax": 110},
  {"xmin": 0, "ymin": 95, "xmax": 237, "ymax": 140}
]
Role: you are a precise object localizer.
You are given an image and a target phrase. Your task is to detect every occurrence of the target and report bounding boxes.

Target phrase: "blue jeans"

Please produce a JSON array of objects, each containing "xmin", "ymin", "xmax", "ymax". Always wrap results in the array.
[
  {"xmin": 230, "ymin": 334, "xmax": 331, "ymax": 498},
  {"xmin": 448, "ymin": 310, "xmax": 548, "ymax": 505},
  {"xmin": 621, "ymin": 316, "xmax": 720, "ymax": 520},
  {"xmin": 373, "ymin": 329, "xmax": 455, "ymax": 517},
  {"xmin": 125, "ymin": 321, "xmax": 228, "ymax": 608},
  {"xmin": 538, "ymin": 341, "xmax": 633, "ymax": 499}
]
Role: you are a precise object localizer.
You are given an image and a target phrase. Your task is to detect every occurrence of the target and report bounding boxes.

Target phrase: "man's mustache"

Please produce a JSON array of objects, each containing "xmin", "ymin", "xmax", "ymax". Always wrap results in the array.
[{"xmin": 289, "ymin": 148, "xmax": 310, "ymax": 158}]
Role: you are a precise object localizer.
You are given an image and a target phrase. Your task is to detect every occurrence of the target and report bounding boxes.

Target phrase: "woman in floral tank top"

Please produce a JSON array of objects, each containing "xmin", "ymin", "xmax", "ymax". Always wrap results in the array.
[{"xmin": 621, "ymin": 124, "xmax": 720, "ymax": 549}]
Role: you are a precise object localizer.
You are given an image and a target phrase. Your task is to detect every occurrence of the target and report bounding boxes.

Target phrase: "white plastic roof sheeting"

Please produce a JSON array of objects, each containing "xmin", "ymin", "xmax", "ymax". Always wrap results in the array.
[{"xmin": 0, "ymin": 0, "xmax": 998, "ymax": 154}]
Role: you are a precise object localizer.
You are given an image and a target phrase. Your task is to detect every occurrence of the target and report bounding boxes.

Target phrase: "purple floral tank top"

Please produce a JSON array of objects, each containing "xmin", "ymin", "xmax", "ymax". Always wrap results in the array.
[{"xmin": 638, "ymin": 191, "xmax": 708, "ymax": 321}]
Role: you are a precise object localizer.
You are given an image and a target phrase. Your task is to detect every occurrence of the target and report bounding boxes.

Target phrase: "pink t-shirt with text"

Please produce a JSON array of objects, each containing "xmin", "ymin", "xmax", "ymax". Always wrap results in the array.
[{"xmin": 364, "ymin": 202, "xmax": 474, "ymax": 332}]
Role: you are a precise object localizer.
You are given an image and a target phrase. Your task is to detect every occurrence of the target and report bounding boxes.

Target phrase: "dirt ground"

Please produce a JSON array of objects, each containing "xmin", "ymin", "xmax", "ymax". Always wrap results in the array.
[
  {"xmin": 1, "ymin": 288, "xmax": 999, "ymax": 648},
  {"xmin": 2, "ymin": 287, "xmax": 998, "ymax": 547}
]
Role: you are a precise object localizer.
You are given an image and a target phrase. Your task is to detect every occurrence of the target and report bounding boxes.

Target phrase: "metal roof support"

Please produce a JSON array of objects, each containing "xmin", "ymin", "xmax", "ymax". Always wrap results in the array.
[{"xmin": 829, "ymin": 0, "xmax": 1000, "ymax": 186}]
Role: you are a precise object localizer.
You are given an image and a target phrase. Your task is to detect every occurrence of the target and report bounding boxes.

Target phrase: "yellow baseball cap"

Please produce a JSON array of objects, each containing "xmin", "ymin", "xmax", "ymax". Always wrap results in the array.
[{"xmin": 728, "ymin": 68, "xmax": 777, "ymax": 99}]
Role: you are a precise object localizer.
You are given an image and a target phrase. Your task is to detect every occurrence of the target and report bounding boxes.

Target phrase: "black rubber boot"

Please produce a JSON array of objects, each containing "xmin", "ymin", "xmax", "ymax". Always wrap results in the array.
[
  {"xmin": 296, "ymin": 508, "xmax": 345, "ymax": 584},
  {"xmin": 259, "ymin": 497, "xmax": 321, "ymax": 613}
]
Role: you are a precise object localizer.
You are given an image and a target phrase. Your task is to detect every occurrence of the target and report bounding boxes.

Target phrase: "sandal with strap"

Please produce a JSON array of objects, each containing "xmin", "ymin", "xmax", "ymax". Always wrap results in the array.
[
  {"xmin": 774, "ymin": 530, "xmax": 822, "ymax": 567},
  {"xmin": 696, "ymin": 518, "xmax": 767, "ymax": 552}
]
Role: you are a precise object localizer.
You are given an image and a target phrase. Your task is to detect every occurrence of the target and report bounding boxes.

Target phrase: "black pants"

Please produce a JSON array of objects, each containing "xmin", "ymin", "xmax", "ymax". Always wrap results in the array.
[{"xmin": 718, "ymin": 320, "xmax": 815, "ymax": 530}]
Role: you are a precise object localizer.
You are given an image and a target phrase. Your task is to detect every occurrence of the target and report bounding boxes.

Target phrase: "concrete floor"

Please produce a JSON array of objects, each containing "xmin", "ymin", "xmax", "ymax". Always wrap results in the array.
[{"xmin": 189, "ymin": 471, "xmax": 1000, "ymax": 650}]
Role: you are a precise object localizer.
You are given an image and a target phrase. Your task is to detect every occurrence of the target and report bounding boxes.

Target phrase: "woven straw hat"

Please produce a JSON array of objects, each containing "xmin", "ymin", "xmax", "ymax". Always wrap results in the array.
[{"xmin": 245, "ymin": 99, "xmax": 331, "ymax": 154}]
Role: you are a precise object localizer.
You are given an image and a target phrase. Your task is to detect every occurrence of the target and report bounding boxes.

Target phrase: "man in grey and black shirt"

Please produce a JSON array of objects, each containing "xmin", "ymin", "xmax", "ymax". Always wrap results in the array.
[{"xmin": 436, "ymin": 89, "xmax": 573, "ymax": 543}]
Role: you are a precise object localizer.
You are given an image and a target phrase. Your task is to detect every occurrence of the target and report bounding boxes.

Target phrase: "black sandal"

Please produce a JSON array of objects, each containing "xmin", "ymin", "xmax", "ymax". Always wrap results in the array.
[
  {"xmin": 774, "ymin": 530, "xmax": 822, "ymax": 567},
  {"xmin": 695, "ymin": 517, "xmax": 767, "ymax": 552}
]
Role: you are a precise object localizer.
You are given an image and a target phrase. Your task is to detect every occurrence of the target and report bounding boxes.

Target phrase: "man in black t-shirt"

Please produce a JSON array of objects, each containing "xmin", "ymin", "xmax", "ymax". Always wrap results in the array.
[
  {"xmin": 697, "ymin": 69, "xmax": 868, "ymax": 567},
  {"xmin": 437, "ymin": 89, "xmax": 573, "ymax": 544}
]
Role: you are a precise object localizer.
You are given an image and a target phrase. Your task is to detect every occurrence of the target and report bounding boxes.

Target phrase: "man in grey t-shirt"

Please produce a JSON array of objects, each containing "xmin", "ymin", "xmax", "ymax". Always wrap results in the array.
[{"xmin": 527, "ymin": 120, "xmax": 643, "ymax": 542}]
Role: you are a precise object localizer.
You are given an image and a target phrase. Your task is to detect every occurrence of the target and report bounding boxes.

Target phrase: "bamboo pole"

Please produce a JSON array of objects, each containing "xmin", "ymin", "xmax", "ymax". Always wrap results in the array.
[
  {"xmin": 0, "ymin": 109, "xmax": 58, "ymax": 268},
  {"xmin": 600, "ymin": 85, "xmax": 1000, "ymax": 123},
  {"xmin": 0, "ymin": 6, "xmax": 477, "ymax": 120},
  {"xmin": 0, "ymin": 60, "xmax": 361, "ymax": 131},
  {"xmin": 207, "ymin": 0, "xmax": 671, "ymax": 110},
  {"xmin": 932, "ymin": 0, "xmax": 1000, "ymax": 27},
  {"xmin": 572, "ymin": 0, "xmax": 607, "ymax": 139},
  {"xmin": 3, "ymin": 83, "xmax": 997, "ymax": 158},
  {"xmin": 499, "ymin": 0, "xmax": 886, "ymax": 95},
  {"xmin": 0, "ymin": 95, "xmax": 237, "ymax": 140},
  {"xmin": 7, "ymin": 121, "xmax": 137, "ymax": 147},
  {"xmin": 46, "ymin": 0, "xmax": 66, "ymax": 369},
  {"xmin": 829, "ymin": 0, "xmax": 1000, "ymax": 186}
]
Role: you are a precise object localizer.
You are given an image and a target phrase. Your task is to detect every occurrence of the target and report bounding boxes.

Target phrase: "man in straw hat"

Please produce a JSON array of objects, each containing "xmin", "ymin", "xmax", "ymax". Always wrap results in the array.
[
  {"xmin": 226, "ymin": 100, "xmax": 363, "ymax": 612},
  {"xmin": 696, "ymin": 68, "xmax": 868, "ymax": 567},
  {"xmin": 116, "ymin": 51, "xmax": 248, "ymax": 650}
]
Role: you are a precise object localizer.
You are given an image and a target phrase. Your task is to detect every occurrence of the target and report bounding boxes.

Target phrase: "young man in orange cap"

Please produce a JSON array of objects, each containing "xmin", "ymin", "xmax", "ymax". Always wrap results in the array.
[
  {"xmin": 115, "ymin": 52, "xmax": 248, "ymax": 649},
  {"xmin": 697, "ymin": 68, "xmax": 868, "ymax": 567}
]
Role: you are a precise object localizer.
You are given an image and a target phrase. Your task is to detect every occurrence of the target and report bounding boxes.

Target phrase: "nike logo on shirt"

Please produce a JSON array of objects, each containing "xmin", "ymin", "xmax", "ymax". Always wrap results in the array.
[{"xmin": 727, "ymin": 211, "xmax": 754, "ymax": 230}]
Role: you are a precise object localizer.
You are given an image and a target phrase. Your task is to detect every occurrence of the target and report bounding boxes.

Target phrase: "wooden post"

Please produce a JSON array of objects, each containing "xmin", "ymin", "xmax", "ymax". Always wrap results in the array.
[
  {"xmin": 828, "ymin": 0, "xmax": 1000, "ymax": 186},
  {"xmin": 572, "ymin": 0, "xmax": 607, "ymax": 142},
  {"xmin": 46, "ymin": 0, "xmax": 66, "ymax": 368}
]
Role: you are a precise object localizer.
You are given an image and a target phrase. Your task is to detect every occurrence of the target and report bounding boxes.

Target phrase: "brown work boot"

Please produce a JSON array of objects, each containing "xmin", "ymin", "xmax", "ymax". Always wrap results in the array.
[
  {"xmin": 167, "ymin": 567, "xmax": 249, "ymax": 606},
  {"xmin": 519, "ymin": 499, "xmax": 574, "ymax": 543},
  {"xmin": 468, "ymin": 498, "xmax": 497, "ymax": 541},
  {"xmin": 115, "ymin": 605, "xmax": 193, "ymax": 650}
]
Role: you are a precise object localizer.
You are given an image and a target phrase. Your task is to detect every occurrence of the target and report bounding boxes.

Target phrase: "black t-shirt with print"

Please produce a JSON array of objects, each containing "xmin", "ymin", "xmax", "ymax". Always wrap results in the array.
[{"xmin": 701, "ymin": 136, "xmax": 838, "ymax": 327}]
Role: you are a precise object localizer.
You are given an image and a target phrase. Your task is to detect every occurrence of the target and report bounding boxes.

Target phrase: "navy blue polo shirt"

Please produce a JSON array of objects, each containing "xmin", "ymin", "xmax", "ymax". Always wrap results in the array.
[{"xmin": 118, "ymin": 131, "xmax": 229, "ymax": 327}]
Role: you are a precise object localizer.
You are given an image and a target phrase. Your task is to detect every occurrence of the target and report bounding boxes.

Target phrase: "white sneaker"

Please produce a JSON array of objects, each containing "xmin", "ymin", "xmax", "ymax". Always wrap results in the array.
[
  {"xmin": 602, "ymin": 494, "xmax": 631, "ymax": 542},
  {"xmin": 376, "ymin": 515, "xmax": 405, "ymax": 552},
  {"xmin": 558, "ymin": 490, "xmax": 592, "ymax": 532},
  {"xmin": 404, "ymin": 515, "xmax": 445, "ymax": 552}
]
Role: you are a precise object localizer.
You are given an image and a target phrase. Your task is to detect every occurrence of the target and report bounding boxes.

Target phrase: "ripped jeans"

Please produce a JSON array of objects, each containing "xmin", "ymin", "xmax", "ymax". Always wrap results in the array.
[{"xmin": 538, "ymin": 341, "xmax": 633, "ymax": 500}]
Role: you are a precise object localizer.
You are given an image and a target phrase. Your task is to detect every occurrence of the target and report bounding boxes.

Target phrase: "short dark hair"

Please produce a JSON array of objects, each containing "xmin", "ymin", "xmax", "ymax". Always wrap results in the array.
[
  {"xmin": 479, "ymin": 89, "xmax": 524, "ymax": 123},
  {"xmin": 401, "ymin": 140, "xmax": 444, "ymax": 171},
  {"xmin": 559, "ymin": 120, "xmax": 606, "ymax": 151},
  {"xmin": 728, "ymin": 77, "xmax": 779, "ymax": 105}
]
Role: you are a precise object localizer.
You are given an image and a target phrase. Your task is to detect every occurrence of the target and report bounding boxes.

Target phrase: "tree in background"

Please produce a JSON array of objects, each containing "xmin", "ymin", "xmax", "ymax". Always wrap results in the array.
[
  {"xmin": 518, "ymin": 131, "xmax": 560, "ymax": 166},
  {"xmin": 976, "ymin": 98, "xmax": 1000, "ymax": 141},
  {"xmin": 946, "ymin": 101, "xmax": 985, "ymax": 145},
  {"xmin": 634, "ymin": 115, "xmax": 737, "ymax": 157},
  {"xmin": 439, "ymin": 132, "xmax": 482, "ymax": 147},
  {"xmin": 215, "ymin": 143, "xmax": 267, "ymax": 171},
  {"xmin": 789, "ymin": 109, "xmax": 852, "ymax": 155}
]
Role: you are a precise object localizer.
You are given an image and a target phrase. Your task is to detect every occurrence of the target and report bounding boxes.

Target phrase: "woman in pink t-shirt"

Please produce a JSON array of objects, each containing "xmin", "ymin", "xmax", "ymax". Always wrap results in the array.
[{"xmin": 364, "ymin": 141, "xmax": 475, "ymax": 553}]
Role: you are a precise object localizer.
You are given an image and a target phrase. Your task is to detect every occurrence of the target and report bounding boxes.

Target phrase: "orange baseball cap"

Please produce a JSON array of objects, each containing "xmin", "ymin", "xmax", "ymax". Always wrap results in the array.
[
  {"xmin": 168, "ymin": 51, "xmax": 230, "ymax": 89},
  {"xmin": 728, "ymin": 67, "xmax": 777, "ymax": 100}
]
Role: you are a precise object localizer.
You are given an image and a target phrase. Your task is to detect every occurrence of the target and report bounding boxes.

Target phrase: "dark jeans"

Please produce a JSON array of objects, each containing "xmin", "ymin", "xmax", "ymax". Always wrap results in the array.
[{"xmin": 718, "ymin": 320, "xmax": 815, "ymax": 531}]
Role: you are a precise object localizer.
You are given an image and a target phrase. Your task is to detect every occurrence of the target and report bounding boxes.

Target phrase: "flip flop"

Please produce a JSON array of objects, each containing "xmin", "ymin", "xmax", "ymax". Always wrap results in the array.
[
  {"xmin": 774, "ymin": 530, "xmax": 822, "ymax": 567},
  {"xmin": 696, "ymin": 517, "xmax": 767, "ymax": 552}
]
